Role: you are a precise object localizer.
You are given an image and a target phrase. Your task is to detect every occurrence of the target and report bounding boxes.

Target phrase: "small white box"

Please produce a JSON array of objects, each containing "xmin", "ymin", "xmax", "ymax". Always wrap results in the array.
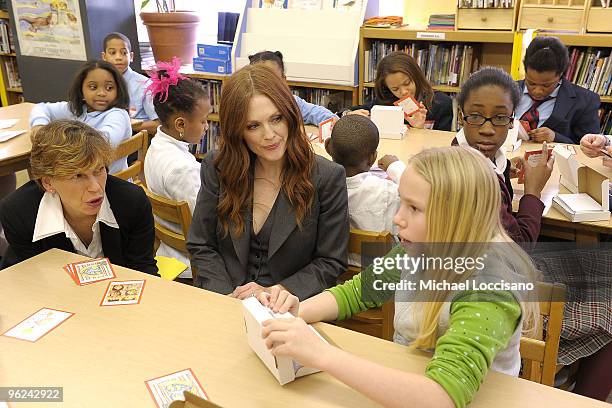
[
  {"xmin": 242, "ymin": 297, "xmax": 325, "ymax": 385},
  {"xmin": 370, "ymin": 105, "xmax": 405, "ymax": 140},
  {"xmin": 552, "ymin": 164, "xmax": 610, "ymax": 223},
  {"xmin": 553, "ymin": 144, "xmax": 581, "ymax": 193}
]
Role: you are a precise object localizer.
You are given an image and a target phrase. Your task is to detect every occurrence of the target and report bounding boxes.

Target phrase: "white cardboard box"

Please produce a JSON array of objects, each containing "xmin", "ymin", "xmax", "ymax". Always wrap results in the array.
[
  {"xmin": 242, "ymin": 297, "xmax": 324, "ymax": 385},
  {"xmin": 551, "ymin": 162, "xmax": 610, "ymax": 223},
  {"xmin": 370, "ymin": 105, "xmax": 405, "ymax": 140},
  {"xmin": 553, "ymin": 144, "xmax": 581, "ymax": 193}
]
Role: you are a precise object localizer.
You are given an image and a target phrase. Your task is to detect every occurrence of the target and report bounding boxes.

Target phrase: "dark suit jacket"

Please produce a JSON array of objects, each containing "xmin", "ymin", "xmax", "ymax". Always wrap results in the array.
[
  {"xmin": 0, "ymin": 176, "xmax": 157, "ymax": 274},
  {"xmin": 187, "ymin": 152, "xmax": 349, "ymax": 300},
  {"xmin": 352, "ymin": 91, "xmax": 453, "ymax": 131},
  {"xmin": 517, "ymin": 80, "xmax": 600, "ymax": 144}
]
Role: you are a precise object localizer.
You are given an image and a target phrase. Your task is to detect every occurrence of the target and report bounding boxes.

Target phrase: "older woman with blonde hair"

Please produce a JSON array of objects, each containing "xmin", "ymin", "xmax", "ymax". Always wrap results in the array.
[
  {"xmin": 0, "ymin": 120, "xmax": 157, "ymax": 274},
  {"xmin": 258, "ymin": 146, "xmax": 541, "ymax": 408},
  {"xmin": 187, "ymin": 64, "xmax": 349, "ymax": 300}
]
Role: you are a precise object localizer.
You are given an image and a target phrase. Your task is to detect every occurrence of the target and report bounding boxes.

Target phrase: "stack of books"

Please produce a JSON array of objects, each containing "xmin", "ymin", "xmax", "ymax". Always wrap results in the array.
[
  {"xmin": 427, "ymin": 14, "xmax": 455, "ymax": 30},
  {"xmin": 458, "ymin": 0, "xmax": 514, "ymax": 7}
]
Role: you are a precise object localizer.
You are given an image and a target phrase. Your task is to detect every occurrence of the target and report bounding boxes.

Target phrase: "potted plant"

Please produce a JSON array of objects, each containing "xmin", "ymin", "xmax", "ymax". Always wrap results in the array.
[{"xmin": 140, "ymin": 0, "xmax": 200, "ymax": 64}]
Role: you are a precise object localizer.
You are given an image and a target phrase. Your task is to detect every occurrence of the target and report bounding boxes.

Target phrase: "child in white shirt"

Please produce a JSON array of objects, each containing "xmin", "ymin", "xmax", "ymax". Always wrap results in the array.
[
  {"xmin": 144, "ymin": 57, "xmax": 211, "ymax": 279},
  {"xmin": 324, "ymin": 115, "xmax": 405, "ymax": 237}
]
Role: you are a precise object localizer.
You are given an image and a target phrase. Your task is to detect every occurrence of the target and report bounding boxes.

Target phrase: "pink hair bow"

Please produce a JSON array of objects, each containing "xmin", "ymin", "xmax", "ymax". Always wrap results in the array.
[{"xmin": 146, "ymin": 56, "xmax": 187, "ymax": 103}]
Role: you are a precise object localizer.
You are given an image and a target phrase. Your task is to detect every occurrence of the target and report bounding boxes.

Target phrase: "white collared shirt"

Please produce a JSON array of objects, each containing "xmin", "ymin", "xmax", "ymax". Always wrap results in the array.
[
  {"xmin": 144, "ymin": 126, "xmax": 201, "ymax": 278},
  {"xmin": 32, "ymin": 192, "xmax": 119, "ymax": 258}
]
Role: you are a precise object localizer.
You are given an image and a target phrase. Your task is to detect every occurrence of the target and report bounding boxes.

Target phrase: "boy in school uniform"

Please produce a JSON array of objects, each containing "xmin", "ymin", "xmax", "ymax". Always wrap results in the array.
[
  {"xmin": 516, "ymin": 36, "xmax": 600, "ymax": 145},
  {"xmin": 101, "ymin": 32, "xmax": 159, "ymax": 136},
  {"xmin": 324, "ymin": 115, "xmax": 404, "ymax": 236}
]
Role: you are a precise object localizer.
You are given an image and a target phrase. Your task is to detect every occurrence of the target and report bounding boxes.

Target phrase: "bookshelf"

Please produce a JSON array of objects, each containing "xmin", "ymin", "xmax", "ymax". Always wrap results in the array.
[
  {"xmin": 359, "ymin": 27, "xmax": 515, "ymax": 104},
  {"xmin": 0, "ymin": 9, "xmax": 22, "ymax": 106}
]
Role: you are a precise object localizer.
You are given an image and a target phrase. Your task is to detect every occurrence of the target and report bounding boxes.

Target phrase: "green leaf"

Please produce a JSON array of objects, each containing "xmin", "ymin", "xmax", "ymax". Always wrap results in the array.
[{"xmin": 141, "ymin": 0, "xmax": 150, "ymax": 9}]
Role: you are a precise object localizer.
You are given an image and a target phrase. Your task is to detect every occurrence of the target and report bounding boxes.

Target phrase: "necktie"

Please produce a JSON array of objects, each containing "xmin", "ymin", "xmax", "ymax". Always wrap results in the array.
[{"xmin": 520, "ymin": 96, "xmax": 553, "ymax": 131}]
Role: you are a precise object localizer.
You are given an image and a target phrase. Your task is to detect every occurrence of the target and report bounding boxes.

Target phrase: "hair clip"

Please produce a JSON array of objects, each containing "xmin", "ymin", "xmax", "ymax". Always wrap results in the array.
[{"xmin": 146, "ymin": 56, "xmax": 187, "ymax": 103}]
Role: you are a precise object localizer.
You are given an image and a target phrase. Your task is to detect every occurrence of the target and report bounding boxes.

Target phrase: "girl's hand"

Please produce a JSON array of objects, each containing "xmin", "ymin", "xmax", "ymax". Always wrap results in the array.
[
  {"xmin": 378, "ymin": 154, "xmax": 399, "ymax": 171},
  {"xmin": 258, "ymin": 286, "xmax": 300, "ymax": 316},
  {"xmin": 261, "ymin": 317, "xmax": 332, "ymax": 369},
  {"xmin": 580, "ymin": 134, "xmax": 608, "ymax": 158},
  {"xmin": 406, "ymin": 103, "xmax": 427, "ymax": 129},
  {"xmin": 509, "ymin": 156, "xmax": 523, "ymax": 179},
  {"xmin": 524, "ymin": 141, "xmax": 555, "ymax": 199}
]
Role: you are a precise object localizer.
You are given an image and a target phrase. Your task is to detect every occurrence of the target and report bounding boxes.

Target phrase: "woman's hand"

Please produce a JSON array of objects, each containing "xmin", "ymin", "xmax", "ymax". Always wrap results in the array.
[
  {"xmin": 231, "ymin": 282, "xmax": 286, "ymax": 300},
  {"xmin": 261, "ymin": 317, "xmax": 332, "ymax": 369},
  {"xmin": 580, "ymin": 134, "xmax": 608, "ymax": 158},
  {"xmin": 406, "ymin": 103, "xmax": 427, "ymax": 129},
  {"xmin": 258, "ymin": 286, "xmax": 300, "ymax": 316}
]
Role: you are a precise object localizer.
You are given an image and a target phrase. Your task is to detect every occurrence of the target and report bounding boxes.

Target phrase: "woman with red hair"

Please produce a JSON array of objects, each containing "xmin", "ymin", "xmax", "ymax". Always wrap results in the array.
[{"xmin": 187, "ymin": 64, "xmax": 349, "ymax": 300}]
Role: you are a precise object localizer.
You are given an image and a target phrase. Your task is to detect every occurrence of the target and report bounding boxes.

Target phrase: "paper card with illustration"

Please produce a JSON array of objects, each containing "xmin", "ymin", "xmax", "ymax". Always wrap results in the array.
[
  {"xmin": 146, "ymin": 368, "xmax": 208, "ymax": 408},
  {"xmin": 100, "ymin": 280, "xmax": 145, "ymax": 306},
  {"xmin": 518, "ymin": 147, "xmax": 553, "ymax": 184},
  {"xmin": 64, "ymin": 258, "xmax": 116, "ymax": 286},
  {"xmin": 393, "ymin": 95, "xmax": 420, "ymax": 120},
  {"xmin": 318, "ymin": 117, "xmax": 337, "ymax": 142},
  {"xmin": 2, "ymin": 308, "xmax": 74, "ymax": 342}
]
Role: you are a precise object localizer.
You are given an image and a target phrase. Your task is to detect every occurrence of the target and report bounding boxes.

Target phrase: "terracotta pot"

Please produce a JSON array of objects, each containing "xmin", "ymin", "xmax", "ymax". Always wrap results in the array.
[{"xmin": 140, "ymin": 11, "xmax": 200, "ymax": 65}]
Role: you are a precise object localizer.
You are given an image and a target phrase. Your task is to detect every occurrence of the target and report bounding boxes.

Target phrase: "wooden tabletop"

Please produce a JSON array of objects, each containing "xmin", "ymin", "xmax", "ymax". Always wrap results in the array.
[
  {"xmin": 310, "ymin": 127, "xmax": 612, "ymax": 234},
  {"xmin": 0, "ymin": 102, "xmax": 34, "ymax": 177},
  {"xmin": 0, "ymin": 249, "xmax": 606, "ymax": 407}
]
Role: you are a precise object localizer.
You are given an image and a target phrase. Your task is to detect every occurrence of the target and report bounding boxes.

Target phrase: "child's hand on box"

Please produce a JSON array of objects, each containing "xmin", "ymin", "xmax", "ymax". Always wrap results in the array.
[
  {"xmin": 261, "ymin": 317, "xmax": 332, "ymax": 369},
  {"xmin": 258, "ymin": 286, "xmax": 299, "ymax": 317}
]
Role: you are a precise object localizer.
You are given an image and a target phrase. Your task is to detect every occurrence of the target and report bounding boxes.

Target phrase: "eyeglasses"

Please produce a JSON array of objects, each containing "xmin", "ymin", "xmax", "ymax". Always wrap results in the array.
[{"xmin": 462, "ymin": 114, "xmax": 514, "ymax": 127}]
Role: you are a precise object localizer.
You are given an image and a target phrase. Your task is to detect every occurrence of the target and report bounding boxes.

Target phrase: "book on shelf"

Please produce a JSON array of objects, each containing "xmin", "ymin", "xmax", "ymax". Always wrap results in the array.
[
  {"xmin": 458, "ymin": 0, "xmax": 514, "ymax": 7},
  {"xmin": 4, "ymin": 58, "xmax": 20, "ymax": 88},
  {"xmin": 191, "ymin": 121, "xmax": 220, "ymax": 156},
  {"xmin": 565, "ymin": 47, "xmax": 612, "ymax": 97},
  {"xmin": 0, "ymin": 20, "xmax": 12, "ymax": 54},
  {"xmin": 600, "ymin": 106, "xmax": 612, "ymax": 135},
  {"xmin": 194, "ymin": 79, "xmax": 222, "ymax": 114},
  {"xmin": 427, "ymin": 14, "xmax": 455, "ymax": 30},
  {"xmin": 366, "ymin": 41, "xmax": 478, "ymax": 87}
]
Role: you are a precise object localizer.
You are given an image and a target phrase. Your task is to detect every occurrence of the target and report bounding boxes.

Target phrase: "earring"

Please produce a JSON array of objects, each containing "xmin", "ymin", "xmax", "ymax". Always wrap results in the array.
[{"xmin": 179, "ymin": 132, "xmax": 184, "ymax": 141}]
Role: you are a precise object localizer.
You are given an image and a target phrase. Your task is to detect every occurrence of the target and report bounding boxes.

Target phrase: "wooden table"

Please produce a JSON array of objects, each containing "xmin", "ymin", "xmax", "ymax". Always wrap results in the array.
[
  {"xmin": 0, "ymin": 102, "xmax": 33, "ymax": 177},
  {"xmin": 0, "ymin": 249, "xmax": 606, "ymax": 407},
  {"xmin": 310, "ymin": 127, "xmax": 612, "ymax": 242}
]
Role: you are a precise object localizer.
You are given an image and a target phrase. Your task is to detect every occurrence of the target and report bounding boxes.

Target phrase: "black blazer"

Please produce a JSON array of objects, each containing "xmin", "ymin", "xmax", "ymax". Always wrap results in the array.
[
  {"xmin": 0, "ymin": 176, "xmax": 158, "ymax": 274},
  {"xmin": 351, "ymin": 91, "xmax": 453, "ymax": 131},
  {"xmin": 517, "ymin": 80, "xmax": 601, "ymax": 144},
  {"xmin": 186, "ymin": 152, "xmax": 349, "ymax": 300}
]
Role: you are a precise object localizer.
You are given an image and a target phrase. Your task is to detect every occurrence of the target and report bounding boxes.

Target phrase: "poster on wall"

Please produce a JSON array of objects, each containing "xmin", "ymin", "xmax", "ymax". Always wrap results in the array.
[{"xmin": 11, "ymin": 0, "xmax": 87, "ymax": 61}]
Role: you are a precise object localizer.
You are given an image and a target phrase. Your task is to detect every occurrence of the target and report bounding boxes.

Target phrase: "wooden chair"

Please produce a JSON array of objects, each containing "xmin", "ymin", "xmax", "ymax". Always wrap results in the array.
[
  {"xmin": 141, "ymin": 185, "xmax": 193, "ymax": 279},
  {"xmin": 111, "ymin": 130, "xmax": 148, "ymax": 184},
  {"xmin": 333, "ymin": 229, "xmax": 396, "ymax": 341},
  {"xmin": 519, "ymin": 282, "xmax": 566, "ymax": 386}
]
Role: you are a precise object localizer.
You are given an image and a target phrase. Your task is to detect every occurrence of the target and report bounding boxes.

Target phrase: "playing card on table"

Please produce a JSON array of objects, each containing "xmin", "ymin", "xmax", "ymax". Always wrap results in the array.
[
  {"xmin": 64, "ymin": 258, "xmax": 115, "ymax": 285},
  {"xmin": 2, "ymin": 308, "xmax": 74, "ymax": 342},
  {"xmin": 393, "ymin": 95, "xmax": 420, "ymax": 120},
  {"xmin": 318, "ymin": 117, "xmax": 337, "ymax": 142},
  {"xmin": 146, "ymin": 368, "xmax": 208, "ymax": 408},
  {"xmin": 100, "ymin": 280, "xmax": 145, "ymax": 306}
]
